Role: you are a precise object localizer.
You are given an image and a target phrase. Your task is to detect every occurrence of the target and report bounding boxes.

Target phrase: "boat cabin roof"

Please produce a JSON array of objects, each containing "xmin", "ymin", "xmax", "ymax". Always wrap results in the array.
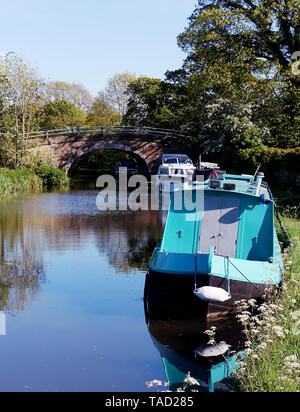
[
  {"xmin": 161, "ymin": 154, "xmax": 193, "ymax": 164},
  {"xmin": 162, "ymin": 154, "xmax": 190, "ymax": 159},
  {"xmin": 194, "ymin": 173, "xmax": 271, "ymax": 200}
]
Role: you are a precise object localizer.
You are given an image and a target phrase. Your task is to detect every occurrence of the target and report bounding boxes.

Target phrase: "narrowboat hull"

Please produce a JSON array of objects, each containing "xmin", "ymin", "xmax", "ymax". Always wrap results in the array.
[{"xmin": 145, "ymin": 270, "xmax": 268, "ymax": 320}]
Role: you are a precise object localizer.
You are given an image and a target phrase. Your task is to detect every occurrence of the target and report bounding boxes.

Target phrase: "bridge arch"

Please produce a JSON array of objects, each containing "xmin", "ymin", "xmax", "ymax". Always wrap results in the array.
[
  {"xmin": 68, "ymin": 145, "xmax": 150, "ymax": 177},
  {"xmin": 28, "ymin": 126, "xmax": 188, "ymax": 175}
]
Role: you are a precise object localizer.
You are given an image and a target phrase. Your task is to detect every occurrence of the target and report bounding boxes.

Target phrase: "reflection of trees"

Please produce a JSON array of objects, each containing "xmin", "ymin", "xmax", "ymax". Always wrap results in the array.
[
  {"xmin": 0, "ymin": 204, "xmax": 46, "ymax": 315},
  {"xmin": 21, "ymin": 192, "xmax": 164, "ymax": 274},
  {"xmin": 93, "ymin": 211, "xmax": 163, "ymax": 273},
  {"xmin": 0, "ymin": 193, "xmax": 164, "ymax": 313},
  {"xmin": 38, "ymin": 210, "xmax": 163, "ymax": 273}
]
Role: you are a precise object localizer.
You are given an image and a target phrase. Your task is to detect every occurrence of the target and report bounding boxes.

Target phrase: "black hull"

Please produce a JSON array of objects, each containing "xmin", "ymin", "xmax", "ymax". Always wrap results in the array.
[{"xmin": 145, "ymin": 270, "xmax": 267, "ymax": 321}]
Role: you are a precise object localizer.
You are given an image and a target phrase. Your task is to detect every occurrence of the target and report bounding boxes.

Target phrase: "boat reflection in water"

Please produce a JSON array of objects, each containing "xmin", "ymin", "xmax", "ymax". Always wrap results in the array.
[{"xmin": 144, "ymin": 291, "xmax": 246, "ymax": 393}]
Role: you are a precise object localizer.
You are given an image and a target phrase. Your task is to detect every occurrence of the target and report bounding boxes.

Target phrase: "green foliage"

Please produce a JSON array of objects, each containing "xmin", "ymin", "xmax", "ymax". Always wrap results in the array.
[
  {"xmin": 199, "ymin": 97, "xmax": 268, "ymax": 152},
  {"xmin": 0, "ymin": 53, "xmax": 44, "ymax": 168},
  {"xmin": 99, "ymin": 72, "xmax": 137, "ymax": 118},
  {"xmin": 34, "ymin": 165, "xmax": 69, "ymax": 189},
  {"xmin": 122, "ymin": 1, "xmax": 299, "ymax": 184},
  {"xmin": 123, "ymin": 77, "xmax": 178, "ymax": 128},
  {"xmin": 0, "ymin": 168, "xmax": 43, "ymax": 198},
  {"xmin": 237, "ymin": 147, "xmax": 300, "ymax": 189},
  {"xmin": 175, "ymin": 0, "xmax": 300, "ymax": 148},
  {"xmin": 40, "ymin": 99, "xmax": 87, "ymax": 130},
  {"xmin": 86, "ymin": 99, "xmax": 121, "ymax": 126},
  {"xmin": 234, "ymin": 214, "xmax": 300, "ymax": 393}
]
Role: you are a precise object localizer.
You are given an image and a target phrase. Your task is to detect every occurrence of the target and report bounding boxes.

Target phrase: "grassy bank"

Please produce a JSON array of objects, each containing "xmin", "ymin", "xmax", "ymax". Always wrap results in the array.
[
  {"xmin": 0, "ymin": 167, "xmax": 69, "ymax": 199},
  {"xmin": 234, "ymin": 212, "xmax": 300, "ymax": 392}
]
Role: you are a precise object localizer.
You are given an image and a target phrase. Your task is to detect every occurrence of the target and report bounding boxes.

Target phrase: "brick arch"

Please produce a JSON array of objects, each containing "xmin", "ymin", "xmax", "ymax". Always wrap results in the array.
[
  {"xmin": 28, "ymin": 128, "xmax": 187, "ymax": 175},
  {"xmin": 67, "ymin": 144, "xmax": 151, "ymax": 176}
]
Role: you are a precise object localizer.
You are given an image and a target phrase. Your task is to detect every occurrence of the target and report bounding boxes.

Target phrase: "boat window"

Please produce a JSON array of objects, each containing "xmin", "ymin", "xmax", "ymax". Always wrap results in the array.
[
  {"xmin": 164, "ymin": 158, "xmax": 178, "ymax": 164},
  {"xmin": 174, "ymin": 169, "xmax": 185, "ymax": 175},
  {"xmin": 159, "ymin": 167, "xmax": 169, "ymax": 175},
  {"xmin": 178, "ymin": 159, "xmax": 192, "ymax": 164}
]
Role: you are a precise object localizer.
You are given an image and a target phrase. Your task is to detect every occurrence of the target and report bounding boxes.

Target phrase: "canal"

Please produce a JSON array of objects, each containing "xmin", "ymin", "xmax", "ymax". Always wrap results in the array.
[{"xmin": 0, "ymin": 189, "xmax": 244, "ymax": 392}]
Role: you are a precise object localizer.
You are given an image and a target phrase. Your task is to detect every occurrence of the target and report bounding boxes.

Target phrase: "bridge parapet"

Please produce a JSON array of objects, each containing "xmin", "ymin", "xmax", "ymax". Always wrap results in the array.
[
  {"xmin": 27, "ymin": 126, "xmax": 186, "ymax": 140},
  {"xmin": 28, "ymin": 126, "xmax": 189, "ymax": 174}
]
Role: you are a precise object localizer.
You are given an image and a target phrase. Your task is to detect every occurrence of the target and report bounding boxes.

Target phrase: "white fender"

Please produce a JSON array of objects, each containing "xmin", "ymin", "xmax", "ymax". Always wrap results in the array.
[
  {"xmin": 194, "ymin": 286, "xmax": 231, "ymax": 303},
  {"xmin": 194, "ymin": 342, "xmax": 230, "ymax": 358}
]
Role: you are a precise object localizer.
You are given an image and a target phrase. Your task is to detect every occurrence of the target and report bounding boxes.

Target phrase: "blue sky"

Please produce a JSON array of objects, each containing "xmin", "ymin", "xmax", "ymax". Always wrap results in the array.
[{"xmin": 0, "ymin": 0, "xmax": 197, "ymax": 96}]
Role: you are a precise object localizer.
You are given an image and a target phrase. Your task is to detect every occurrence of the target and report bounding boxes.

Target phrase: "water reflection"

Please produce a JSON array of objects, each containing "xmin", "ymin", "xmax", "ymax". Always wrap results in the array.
[
  {"xmin": 145, "ymin": 305, "xmax": 246, "ymax": 392},
  {"xmin": 0, "ymin": 191, "xmax": 165, "ymax": 308},
  {"xmin": 0, "ymin": 203, "xmax": 46, "ymax": 314},
  {"xmin": 0, "ymin": 191, "xmax": 163, "ymax": 314}
]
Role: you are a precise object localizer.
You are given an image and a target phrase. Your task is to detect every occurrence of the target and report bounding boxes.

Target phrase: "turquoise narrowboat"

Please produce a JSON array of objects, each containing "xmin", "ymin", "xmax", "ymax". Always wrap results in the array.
[{"xmin": 146, "ymin": 172, "xmax": 284, "ymax": 319}]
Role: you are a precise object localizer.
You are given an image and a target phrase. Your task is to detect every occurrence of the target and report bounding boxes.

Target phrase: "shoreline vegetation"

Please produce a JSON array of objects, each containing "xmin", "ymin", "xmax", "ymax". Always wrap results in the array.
[
  {"xmin": 233, "ymin": 211, "xmax": 300, "ymax": 393},
  {"xmin": 0, "ymin": 167, "xmax": 69, "ymax": 199}
]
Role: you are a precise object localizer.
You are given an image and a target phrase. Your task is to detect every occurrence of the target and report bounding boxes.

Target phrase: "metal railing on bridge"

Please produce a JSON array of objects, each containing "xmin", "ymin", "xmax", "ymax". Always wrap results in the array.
[{"xmin": 26, "ymin": 126, "xmax": 187, "ymax": 140}]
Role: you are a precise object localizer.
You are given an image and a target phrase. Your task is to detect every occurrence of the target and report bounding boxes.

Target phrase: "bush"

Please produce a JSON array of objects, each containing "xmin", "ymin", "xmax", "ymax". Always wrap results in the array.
[
  {"xmin": 236, "ymin": 146, "xmax": 300, "ymax": 189},
  {"xmin": 34, "ymin": 166, "xmax": 69, "ymax": 189},
  {"xmin": 0, "ymin": 169, "xmax": 43, "ymax": 198}
]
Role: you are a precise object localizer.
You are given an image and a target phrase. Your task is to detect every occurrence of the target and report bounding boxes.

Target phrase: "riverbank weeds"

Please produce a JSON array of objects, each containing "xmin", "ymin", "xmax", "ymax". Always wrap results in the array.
[
  {"xmin": 233, "ymin": 217, "xmax": 300, "ymax": 392},
  {"xmin": 0, "ymin": 167, "xmax": 69, "ymax": 199}
]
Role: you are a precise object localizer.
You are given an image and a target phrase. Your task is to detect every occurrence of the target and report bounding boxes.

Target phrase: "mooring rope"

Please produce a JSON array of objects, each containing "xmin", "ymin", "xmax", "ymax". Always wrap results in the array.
[
  {"xmin": 225, "ymin": 256, "xmax": 262, "ymax": 292},
  {"xmin": 273, "ymin": 201, "xmax": 292, "ymax": 249}
]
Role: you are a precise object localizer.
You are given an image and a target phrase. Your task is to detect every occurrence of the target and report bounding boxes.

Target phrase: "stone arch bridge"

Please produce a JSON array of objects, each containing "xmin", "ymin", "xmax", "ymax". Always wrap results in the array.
[{"xmin": 28, "ymin": 126, "xmax": 188, "ymax": 175}]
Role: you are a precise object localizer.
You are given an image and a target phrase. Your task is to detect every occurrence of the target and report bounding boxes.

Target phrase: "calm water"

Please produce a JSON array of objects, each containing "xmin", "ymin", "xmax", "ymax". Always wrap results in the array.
[{"xmin": 0, "ymin": 190, "xmax": 243, "ymax": 392}]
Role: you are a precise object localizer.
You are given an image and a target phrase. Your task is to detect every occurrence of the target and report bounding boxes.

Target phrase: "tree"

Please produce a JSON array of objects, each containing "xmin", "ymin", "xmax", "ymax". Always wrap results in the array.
[
  {"xmin": 2, "ymin": 53, "xmax": 44, "ymax": 136},
  {"xmin": 0, "ymin": 53, "xmax": 44, "ymax": 167},
  {"xmin": 199, "ymin": 97, "xmax": 271, "ymax": 169},
  {"xmin": 40, "ymin": 99, "xmax": 87, "ymax": 130},
  {"xmin": 176, "ymin": 0, "xmax": 300, "ymax": 147},
  {"xmin": 123, "ymin": 77, "xmax": 178, "ymax": 128},
  {"xmin": 45, "ymin": 81, "xmax": 94, "ymax": 111},
  {"xmin": 86, "ymin": 98, "xmax": 121, "ymax": 126},
  {"xmin": 99, "ymin": 72, "xmax": 137, "ymax": 118}
]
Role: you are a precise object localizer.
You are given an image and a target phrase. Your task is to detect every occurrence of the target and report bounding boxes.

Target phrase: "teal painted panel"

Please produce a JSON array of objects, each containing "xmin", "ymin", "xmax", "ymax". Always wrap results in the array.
[
  {"xmin": 236, "ymin": 198, "xmax": 274, "ymax": 261},
  {"xmin": 161, "ymin": 190, "xmax": 202, "ymax": 254},
  {"xmin": 149, "ymin": 251, "xmax": 282, "ymax": 284},
  {"xmin": 211, "ymin": 255, "xmax": 282, "ymax": 284}
]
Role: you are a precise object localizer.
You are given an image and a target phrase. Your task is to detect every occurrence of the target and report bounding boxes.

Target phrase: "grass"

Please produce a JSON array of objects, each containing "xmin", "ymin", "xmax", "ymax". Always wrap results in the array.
[
  {"xmin": 0, "ymin": 167, "xmax": 69, "ymax": 199},
  {"xmin": 0, "ymin": 169, "xmax": 43, "ymax": 198},
  {"xmin": 234, "ymin": 210, "xmax": 300, "ymax": 392}
]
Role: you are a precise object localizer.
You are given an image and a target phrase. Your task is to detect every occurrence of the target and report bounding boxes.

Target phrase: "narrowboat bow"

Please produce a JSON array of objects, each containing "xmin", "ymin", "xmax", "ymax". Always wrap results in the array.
[{"xmin": 147, "ymin": 173, "xmax": 284, "ymax": 319}]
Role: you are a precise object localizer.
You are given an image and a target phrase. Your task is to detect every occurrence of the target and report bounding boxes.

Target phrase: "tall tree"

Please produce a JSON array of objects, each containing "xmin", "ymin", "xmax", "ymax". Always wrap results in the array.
[
  {"xmin": 123, "ymin": 77, "xmax": 178, "ymax": 128},
  {"xmin": 1, "ymin": 53, "xmax": 44, "ymax": 137},
  {"xmin": 45, "ymin": 81, "xmax": 94, "ymax": 111},
  {"xmin": 99, "ymin": 72, "xmax": 137, "ymax": 118},
  {"xmin": 0, "ymin": 53, "xmax": 44, "ymax": 166},
  {"xmin": 176, "ymin": 0, "xmax": 300, "ymax": 147},
  {"xmin": 86, "ymin": 98, "xmax": 121, "ymax": 126},
  {"xmin": 40, "ymin": 99, "xmax": 87, "ymax": 130}
]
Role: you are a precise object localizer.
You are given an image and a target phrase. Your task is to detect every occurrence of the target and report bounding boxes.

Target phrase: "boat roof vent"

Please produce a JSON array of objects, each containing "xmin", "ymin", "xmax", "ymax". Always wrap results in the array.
[
  {"xmin": 223, "ymin": 183, "xmax": 236, "ymax": 191},
  {"xmin": 209, "ymin": 180, "xmax": 221, "ymax": 189}
]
